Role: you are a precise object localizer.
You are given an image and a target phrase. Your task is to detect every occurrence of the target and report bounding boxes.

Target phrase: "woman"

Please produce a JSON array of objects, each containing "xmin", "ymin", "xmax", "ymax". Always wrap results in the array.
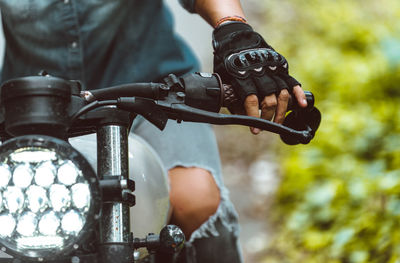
[{"xmin": 0, "ymin": 0, "xmax": 305, "ymax": 262}]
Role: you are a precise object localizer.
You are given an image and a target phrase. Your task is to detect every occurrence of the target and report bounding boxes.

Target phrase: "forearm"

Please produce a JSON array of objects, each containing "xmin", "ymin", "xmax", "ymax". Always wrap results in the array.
[{"xmin": 194, "ymin": 0, "xmax": 246, "ymax": 27}]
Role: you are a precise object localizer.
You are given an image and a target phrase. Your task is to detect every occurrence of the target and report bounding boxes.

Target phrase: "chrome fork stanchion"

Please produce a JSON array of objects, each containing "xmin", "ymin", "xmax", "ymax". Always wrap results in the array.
[
  {"xmin": 97, "ymin": 125, "xmax": 132, "ymax": 261},
  {"xmin": 98, "ymin": 125, "xmax": 130, "ymax": 242}
]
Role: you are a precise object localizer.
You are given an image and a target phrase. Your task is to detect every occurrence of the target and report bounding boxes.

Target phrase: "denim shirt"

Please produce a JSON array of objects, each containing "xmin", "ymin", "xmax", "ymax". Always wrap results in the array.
[{"xmin": 0, "ymin": 0, "xmax": 199, "ymax": 90}]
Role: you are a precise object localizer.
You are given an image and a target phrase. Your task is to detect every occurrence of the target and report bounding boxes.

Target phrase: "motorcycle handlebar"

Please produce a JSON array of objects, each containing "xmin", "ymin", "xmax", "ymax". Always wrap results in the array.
[
  {"xmin": 81, "ymin": 72, "xmax": 314, "ymax": 114},
  {"xmin": 111, "ymin": 73, "xmax": 320, "ymax": 145},
  {"xmin": 0, "ymin": 72, "xmax": 321, "ymax": 144}
]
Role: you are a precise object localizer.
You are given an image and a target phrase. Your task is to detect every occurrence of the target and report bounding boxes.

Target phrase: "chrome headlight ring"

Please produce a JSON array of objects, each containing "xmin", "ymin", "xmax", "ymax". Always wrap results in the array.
[{"xmin": 0, "ymin": 135, "xmax": 101, "ymax": 261}]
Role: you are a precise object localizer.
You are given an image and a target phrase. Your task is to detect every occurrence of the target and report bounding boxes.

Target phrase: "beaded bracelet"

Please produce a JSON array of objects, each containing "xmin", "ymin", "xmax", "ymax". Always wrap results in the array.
[{"xmin": 214, "ymin": 15, "xmax": 247, "ymax": 28}]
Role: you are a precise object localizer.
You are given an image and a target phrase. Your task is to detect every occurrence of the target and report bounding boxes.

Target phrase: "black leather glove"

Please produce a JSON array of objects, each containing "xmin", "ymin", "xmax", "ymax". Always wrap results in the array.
[{"xmin": 213, "ymin": 22, "xmax": 301, "ymax": 105}]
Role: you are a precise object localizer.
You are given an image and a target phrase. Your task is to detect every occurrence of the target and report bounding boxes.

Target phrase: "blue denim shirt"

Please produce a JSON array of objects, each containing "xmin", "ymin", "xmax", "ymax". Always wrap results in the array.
[{"xmin": 0, "ymin": 0, "xmax": 199, "ymax": 90}]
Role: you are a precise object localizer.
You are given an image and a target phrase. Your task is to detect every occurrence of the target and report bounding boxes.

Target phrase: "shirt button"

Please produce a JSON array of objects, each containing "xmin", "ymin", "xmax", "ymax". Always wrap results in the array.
[
  {"xmin": 64, "ymin": 0, "xmax": 70, "ymax": 4},
  {"xmin": 71, "ymin": 42, "xmax": 78, "ymax": 48}
]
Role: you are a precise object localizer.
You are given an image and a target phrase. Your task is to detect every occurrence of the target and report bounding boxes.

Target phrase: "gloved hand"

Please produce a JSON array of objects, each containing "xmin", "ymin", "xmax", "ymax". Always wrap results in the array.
[{"xmin": 213, "ymin": 21, "xmax": 307, "ymax": 134}]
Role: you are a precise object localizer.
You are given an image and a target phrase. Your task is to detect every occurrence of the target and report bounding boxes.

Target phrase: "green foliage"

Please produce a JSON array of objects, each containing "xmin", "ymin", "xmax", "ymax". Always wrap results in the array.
[{"xmin": 256, "ymin": 0, "xmax": 400, "ymax": 262}]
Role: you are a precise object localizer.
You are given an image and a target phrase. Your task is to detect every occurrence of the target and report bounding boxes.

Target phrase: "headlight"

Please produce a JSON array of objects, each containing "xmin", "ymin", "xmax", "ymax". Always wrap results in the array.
[{"xmin": 0, "ymin": 135, "xmax": 101, "ymax": 261}]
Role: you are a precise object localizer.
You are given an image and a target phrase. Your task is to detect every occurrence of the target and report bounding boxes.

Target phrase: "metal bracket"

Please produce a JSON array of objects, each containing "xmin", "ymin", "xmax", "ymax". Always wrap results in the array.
[{"xmin": 99, "ymin": 177, "xmax": 136, "ymax": 207}]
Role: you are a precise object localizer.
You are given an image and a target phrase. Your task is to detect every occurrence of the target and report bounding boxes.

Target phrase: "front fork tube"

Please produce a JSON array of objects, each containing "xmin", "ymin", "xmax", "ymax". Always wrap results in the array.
[{"xmin": 97, "ymin": 125, "xmax": 133, "ymax": 262}]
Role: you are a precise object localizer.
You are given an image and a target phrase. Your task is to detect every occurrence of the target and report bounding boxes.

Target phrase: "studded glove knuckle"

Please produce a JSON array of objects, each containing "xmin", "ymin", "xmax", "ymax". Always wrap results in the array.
[{"xmin": 212, "ymin": 22, "xmax": 301, "ymax": 104}]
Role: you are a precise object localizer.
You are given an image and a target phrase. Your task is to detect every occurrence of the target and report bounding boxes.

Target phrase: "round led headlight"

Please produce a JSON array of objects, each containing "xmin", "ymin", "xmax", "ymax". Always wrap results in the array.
[{"xmin": 0, "ymin": 135, "xmax": 101, "ymax": 261}]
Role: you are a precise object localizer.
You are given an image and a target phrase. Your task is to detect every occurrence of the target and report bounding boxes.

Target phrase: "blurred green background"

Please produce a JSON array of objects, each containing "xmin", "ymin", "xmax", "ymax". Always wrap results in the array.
[
  {"xmin": 168, "ymin": 0, "xmax": 400, "ymax": 261},
  {"xmin": 253, "ymin": 0, "xmax": 400, "ymax": 262}
]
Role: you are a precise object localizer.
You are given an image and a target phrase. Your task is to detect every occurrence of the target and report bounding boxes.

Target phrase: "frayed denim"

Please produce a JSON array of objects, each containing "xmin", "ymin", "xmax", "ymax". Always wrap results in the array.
[{"xmin": 132, "ymin": 117, "xmax": 243, "ymax": 263}]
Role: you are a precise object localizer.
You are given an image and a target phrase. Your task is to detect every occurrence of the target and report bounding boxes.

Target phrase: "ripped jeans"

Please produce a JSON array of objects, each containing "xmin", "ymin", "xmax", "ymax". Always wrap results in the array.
[{"xmin": 131, "ymin": 117, "xmax": 243, "ymax": 263}]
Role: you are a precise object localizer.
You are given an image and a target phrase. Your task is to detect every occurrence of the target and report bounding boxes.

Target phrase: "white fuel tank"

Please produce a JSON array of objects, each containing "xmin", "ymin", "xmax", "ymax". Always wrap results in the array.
[{"xmin": 70, "ymin": 133, "xmax": 171, "ymax": 238}]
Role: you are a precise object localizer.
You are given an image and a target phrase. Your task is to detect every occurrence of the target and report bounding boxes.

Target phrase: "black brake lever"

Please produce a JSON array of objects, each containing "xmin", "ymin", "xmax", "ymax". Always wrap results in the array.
[
  {"xmin": 116, "ymin": 96, "xmax": 313, "ymax": 144},
  {"xmin": 157, "ymin": 103, "xmax": 314, "ymax": 144}
]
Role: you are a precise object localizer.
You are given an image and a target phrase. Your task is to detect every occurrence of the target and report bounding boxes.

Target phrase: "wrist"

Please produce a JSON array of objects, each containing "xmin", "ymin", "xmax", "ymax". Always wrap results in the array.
[
  {"xmin": 214, "ymin": 15, "xmax": 247, "ymax": 28},
  {"xmin": 194, "ymin": 0, "xmax": 246, "ymax": 27}
]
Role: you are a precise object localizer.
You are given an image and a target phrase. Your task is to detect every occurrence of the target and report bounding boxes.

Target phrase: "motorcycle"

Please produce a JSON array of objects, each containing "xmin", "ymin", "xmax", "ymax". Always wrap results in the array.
[{"xmin": 0, "ymin": 70, "xmax": 320, "ymax": 263}]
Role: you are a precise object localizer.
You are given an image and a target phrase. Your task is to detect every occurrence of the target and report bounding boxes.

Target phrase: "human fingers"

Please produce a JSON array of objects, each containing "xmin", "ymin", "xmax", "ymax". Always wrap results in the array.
[
  {"xmin": 260, "ymin": 93, "xmax": 277, "ymax": 123},
  {"xmin": 293, "ymin": 85, "xmax": 308, "ymax": 108},
  {"xmin": 244, "ymin": 94, "xmax": 261, "ymax": 135},
  {"xmin": 273, "ymin": 89, "xmax": 290, "ymax": 124}
]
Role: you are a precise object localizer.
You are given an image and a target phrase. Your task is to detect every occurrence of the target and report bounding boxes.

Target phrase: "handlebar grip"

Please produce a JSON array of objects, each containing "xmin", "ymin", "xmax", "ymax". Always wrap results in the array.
[
  {"xmin": 288, "ymin": 90, "xmax": 315, "ymax": 111},
  {"xmin": 221, "ymin": 84, "xmax": 240, "ymax": 108}
]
